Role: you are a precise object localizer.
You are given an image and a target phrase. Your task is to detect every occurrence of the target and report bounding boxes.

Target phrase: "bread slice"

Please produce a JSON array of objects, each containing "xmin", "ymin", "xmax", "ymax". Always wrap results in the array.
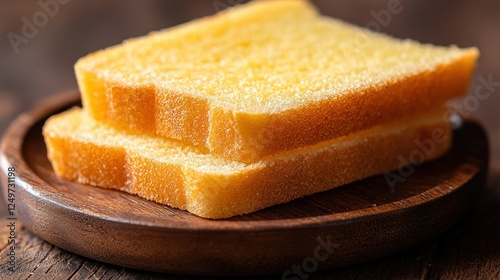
[
  {"xmin": 75, "ymin": 0, "xmax": 477, "ymax": 162},
  {"xmin": 43, "ymin": 107, "xmax": 451, "ymax": 219}
]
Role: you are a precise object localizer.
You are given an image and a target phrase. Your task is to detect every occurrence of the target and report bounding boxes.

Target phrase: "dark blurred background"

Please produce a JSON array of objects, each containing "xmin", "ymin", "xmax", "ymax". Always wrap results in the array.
[{"xmin": 0, "ymin": 0, "xmax": 499, "ymax": 194}]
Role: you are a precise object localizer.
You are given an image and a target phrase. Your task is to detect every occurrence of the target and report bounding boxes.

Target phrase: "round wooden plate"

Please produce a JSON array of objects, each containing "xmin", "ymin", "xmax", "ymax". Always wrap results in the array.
[{"xmin": 0, "ymin": 91, "xmax": 489, "ymax": 276}]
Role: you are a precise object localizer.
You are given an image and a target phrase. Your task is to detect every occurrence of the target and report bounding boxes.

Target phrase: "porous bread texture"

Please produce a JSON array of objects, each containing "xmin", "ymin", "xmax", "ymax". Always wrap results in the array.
[
  {"xmin": 43, "ymin": 107, "xmax": 451, "ymax": 219},
  {"xmin": 75, "ymin": 0, "xmax": 477, "ymax": 163}
]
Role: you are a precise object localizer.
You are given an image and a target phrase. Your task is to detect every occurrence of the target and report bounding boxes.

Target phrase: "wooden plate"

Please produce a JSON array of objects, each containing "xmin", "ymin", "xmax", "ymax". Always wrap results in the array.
[{"xmin": 0, "ymin": 91, "xmax": 488, "ymax": 276}]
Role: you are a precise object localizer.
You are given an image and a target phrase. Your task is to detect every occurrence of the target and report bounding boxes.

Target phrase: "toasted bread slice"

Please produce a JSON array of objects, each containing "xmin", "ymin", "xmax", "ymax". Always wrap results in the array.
[
  {"xmin": 43, "ymin": 107, "xmax": 451, "ymax": 218},
  {"xmin": 75, "ymin": 0, "xmax": 471, "ymax": 162}
]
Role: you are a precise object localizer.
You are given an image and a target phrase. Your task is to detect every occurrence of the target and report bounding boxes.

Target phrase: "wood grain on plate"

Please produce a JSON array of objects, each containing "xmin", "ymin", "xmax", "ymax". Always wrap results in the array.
[{"xmin": 0, "ymin": 91, "xmax": 488, "ymax": 276}]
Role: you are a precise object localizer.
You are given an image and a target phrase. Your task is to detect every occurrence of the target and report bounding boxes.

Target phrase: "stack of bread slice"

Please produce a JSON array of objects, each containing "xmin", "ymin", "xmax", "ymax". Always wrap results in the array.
[{"xmin": 43, "ymin": 0, "xmax": 478, "ymax": 218}]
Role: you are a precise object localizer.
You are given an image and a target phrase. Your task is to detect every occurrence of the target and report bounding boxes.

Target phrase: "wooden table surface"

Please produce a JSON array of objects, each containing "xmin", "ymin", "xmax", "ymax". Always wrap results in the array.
[
  {"xmin": 1, "ymin": 0, "xmax": 499, "ymax": 279},
  {"xmin": 0, "ymin": 171, "xmax": 499, "ymax": 280}
]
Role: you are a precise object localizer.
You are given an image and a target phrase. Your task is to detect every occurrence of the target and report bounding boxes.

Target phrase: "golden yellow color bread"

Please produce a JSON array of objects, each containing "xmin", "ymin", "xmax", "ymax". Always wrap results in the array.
[
  {"xmin": 43, "ymin": 108, "xmax": 451, "ymax": 219},
  {"xmin": 75, "ymin": 0, "xmax": 478, "ymax": 162}
]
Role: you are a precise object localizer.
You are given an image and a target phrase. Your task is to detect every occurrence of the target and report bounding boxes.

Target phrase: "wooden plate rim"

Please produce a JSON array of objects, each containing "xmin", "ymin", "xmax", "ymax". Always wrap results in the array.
[{"xmin": 0, "ymin": 91, "xmax": 483, "ymax": 231}]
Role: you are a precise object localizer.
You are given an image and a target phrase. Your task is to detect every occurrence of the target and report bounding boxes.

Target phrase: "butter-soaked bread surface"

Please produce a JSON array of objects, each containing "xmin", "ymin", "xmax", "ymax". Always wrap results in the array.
[
  {"xmin": 75, "ymin": 0, "xmax": 477, "ymax": 162},
  {"xmin": 43, "ymin": 108, "xmax": 451, "ymax": 219}
]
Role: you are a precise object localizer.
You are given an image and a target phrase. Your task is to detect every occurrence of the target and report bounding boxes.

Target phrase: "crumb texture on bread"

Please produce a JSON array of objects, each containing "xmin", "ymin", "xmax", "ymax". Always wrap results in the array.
[
  {"xmin": 75, "ymin": 0, "xmax": 476, "ymax": 162},
  {"xmin": 43, "ymin": 108, "xmax": 451, "ymax": 219}
]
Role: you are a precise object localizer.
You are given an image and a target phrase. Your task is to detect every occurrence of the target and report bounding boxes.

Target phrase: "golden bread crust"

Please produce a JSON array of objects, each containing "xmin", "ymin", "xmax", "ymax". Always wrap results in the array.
[
  {"xmin": 43, "ymin": 108, "xmax": 451, "ymax": 218},
  {"xmin": 75, "ymin": 0, "xmax": 477, "ymax": 162}
]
